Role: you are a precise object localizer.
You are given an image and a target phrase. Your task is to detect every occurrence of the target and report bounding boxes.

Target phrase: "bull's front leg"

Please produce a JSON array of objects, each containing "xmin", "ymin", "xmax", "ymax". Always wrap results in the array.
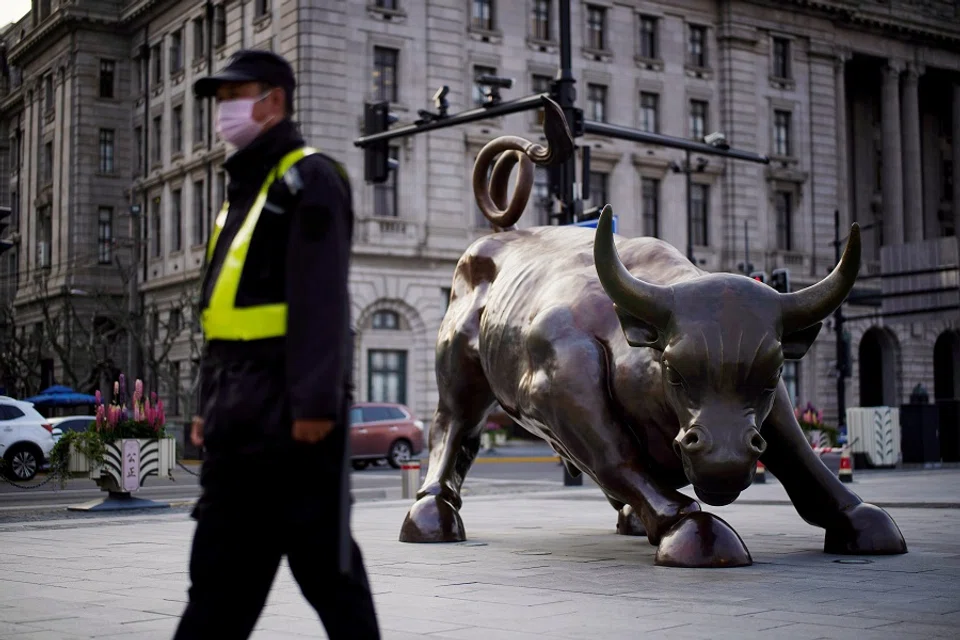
[{"xmin": 761, "ymin": 384, "xmax": 907, "ymax": 555}]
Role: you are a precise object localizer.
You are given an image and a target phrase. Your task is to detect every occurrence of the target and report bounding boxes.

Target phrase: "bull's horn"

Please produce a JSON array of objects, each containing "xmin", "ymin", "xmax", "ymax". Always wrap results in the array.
[
  {"xmin": 593, "ymin": 204, "xmax": 673, "ymax": 330},
  {"xmin": 780, "ymin": 223, "xmax": 861, "ymax": 334}
]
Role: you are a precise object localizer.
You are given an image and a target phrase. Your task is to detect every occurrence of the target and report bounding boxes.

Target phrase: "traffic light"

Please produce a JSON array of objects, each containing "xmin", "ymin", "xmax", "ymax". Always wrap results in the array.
[
  {"xmin": 363, "ymin": 101, "xmax": 399, "ymax": 184},
  {"xmin": 770, "ymin": 268, "xmax": 791, "ymax": 293},
  {"xmin": 0, "ymin": 206, "xmax": 14, "ymax": 257},
  {"xmin": 749, "ymin": 270, "xmax": 767, "ymax": 285}
]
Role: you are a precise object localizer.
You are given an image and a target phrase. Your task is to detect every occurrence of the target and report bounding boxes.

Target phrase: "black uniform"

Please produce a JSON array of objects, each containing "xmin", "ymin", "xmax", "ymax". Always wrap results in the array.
[{"xmin": 175, "ymin": 51, "xmax": 379, "ymax": 640}]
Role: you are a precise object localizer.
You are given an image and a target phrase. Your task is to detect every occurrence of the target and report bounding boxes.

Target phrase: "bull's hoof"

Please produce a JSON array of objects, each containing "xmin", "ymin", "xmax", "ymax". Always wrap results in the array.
[
  {"xmin": 824, "ymin": 502, "xmax": 907, "ymax": 555},
  {"xmin": 654, "ymin": 512, "xmax": 752, "ymax": 568},
  {"xmin": 616, "ymin": 504, "xmax": 647, "ymax": 537},
  {"xmin": 399, "ymin": 495, "xmax": 466, "ymax": 543}
]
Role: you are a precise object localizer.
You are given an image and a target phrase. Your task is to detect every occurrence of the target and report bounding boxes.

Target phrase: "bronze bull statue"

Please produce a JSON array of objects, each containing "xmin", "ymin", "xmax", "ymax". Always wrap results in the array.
[{"xmin": 400, "ymin": 102, "xmax": 907, "ymax": 567}]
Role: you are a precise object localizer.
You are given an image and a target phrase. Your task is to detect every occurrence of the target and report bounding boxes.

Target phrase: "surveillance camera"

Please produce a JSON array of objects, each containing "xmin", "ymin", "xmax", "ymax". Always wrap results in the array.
[
  {"xmin": 476, "ymin": 74, "xmax": 514, "ymax": 89},
  {"xmin": 703, "ymin": 131, "xmax": 729, "ymax": 149},
  {"xmin": 432, "ymin": 85, "xmax": 449, "ymax": 103}
]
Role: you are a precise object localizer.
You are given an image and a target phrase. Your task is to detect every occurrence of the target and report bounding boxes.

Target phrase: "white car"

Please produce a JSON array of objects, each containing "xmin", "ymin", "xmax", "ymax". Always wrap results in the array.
[
  {"xmin": 0, "ymin": 396, "xmax": 55, "ymax": 481},
  {"xmin": 49, "ymin": 415, "xmax": 97, "ymax": 443}
]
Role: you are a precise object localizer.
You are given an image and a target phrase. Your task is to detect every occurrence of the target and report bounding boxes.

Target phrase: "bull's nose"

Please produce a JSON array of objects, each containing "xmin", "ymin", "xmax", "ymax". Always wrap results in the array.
[
  {"xmin": 745, "ymin": 428, "xmax": 767, "ymax": 456},
  {"xmin": 674, "ymin": 426, "xmax": 712, "ymax": 456}
]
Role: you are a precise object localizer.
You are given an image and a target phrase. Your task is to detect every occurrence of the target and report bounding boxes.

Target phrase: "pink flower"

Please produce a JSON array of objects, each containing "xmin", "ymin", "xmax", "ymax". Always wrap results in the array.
[
  {"xmin": 95, "ymin": 390, "xmax": 102, "ymax": 406},
  {"xmin": 156, "ymin": 400, "xmax": 165, "ymax": 428},
  {"xmin": 95, "ymin": 404, "xmax": 105, "ymax": 431}
]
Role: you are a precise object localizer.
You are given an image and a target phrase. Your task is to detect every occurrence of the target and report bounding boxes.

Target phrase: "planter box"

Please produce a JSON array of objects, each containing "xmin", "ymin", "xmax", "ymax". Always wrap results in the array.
[
  {"xmin": 73, "ymin": 438, "xmax": 176, "ymax": 493},
  {"xmin": 846, "ymin": 407, "xmax": 901, "ymax": 467}
]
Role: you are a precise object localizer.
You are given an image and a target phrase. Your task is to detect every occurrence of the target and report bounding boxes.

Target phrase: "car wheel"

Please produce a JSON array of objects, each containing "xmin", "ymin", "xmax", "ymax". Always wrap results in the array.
[
  {"xmin": 351, "ymin": 460, "xmax": 369, "ymax": 471},
  {"xmin": 4, "ymin": 445, "xmax": 40, "ymax": 482},
  {"xmin": 387, "ymin": 439, "xmax": 413, "ymax": 469}
]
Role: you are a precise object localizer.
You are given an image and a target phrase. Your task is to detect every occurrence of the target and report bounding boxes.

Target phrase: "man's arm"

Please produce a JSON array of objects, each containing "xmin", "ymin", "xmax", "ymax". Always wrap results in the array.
[{"xmin": 285, "ymin": 155, "xmax": 353, "ymax": 427}]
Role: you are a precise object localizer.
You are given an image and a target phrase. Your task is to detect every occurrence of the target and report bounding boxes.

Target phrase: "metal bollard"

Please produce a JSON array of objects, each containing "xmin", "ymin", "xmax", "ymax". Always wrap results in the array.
[{"xmin": 401, "ymin": 459, "xmax": 421, "ymax": 500}]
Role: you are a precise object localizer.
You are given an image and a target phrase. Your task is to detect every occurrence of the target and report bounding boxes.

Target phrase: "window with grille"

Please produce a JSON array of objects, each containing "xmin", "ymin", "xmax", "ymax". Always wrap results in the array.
[
  {"xmin": 194, "ymin": 99, "xmax": 205, "ymax": 145},
  {"xmin": 586, "ymin": 5, "xmax": 606, "ymax": 50},
  {"xmin": 42, "ymin": 142, "xmax": 52, "ymax": 183},
  {"xmin": 374, "ymin": 147, "xmax": 399, "ymax": 217},
  {"xmin": 775, "ymin": 191, "xmax": 793, "ymax": 250},
  {"xmin": 44, "ymin": 74, "xmax": 53, "ymax": 113},
  {"xmin": 99, "ymin": 60, "xmax": 115, "ymax": 98},
  {"xmin": 472, "ymin": 0, "xmax": 494, "ymax": 30},
  {"xmin": 690, "ymin": 183, "xmax": 709, "ymax": 246},
  {"xmin": 639, "ymin": 15, "xmax": 658, "ymax": 59},
  {"xmin": 473, "ymin": 65, "xmax": 497, "ymax": 107},
  {"xmin": 690, "ymin": 100, "xmax": 707, "ymax": 141},
  {"xmin": 587, "ymin": 83, "xmax": 607, "ymax": 123},
  {"xmin": 99, "ymin": 129, "xmax": 115, "ymax": 173},
  {"xmin": 772, "ymin": 38, "xmax": 790, "ymax": 79},
  {"xmin": 639, "ymin": 92, "xmax": 659, "ymax": 133},
  {"xmin": 589, "ymin": 172, "xmax": 609, "ymax": 208},
  {"xmin": 255, "ymin": 0, "xmax": 270, "ymax": 18},
  {"xmin": 531, "ymin": 0, "xmax": 550, "ymax": 40},
  {"xmin": 368, "ymin": 350, "xmax": 407, "ymax": 404},
  {"xmin": 170, "ymin": 30, "xmax": 183, "ymax": 74},
  {"xmin": 152, "ymin": 115, "xmax": 162, "ymax": 164},
  {"xmin": 98, "ymin": 207, "xmax": 113, "ymax": 264},
  {"xmin": 372, "ymin": 310, "xmax": 400, "ymax": 330},
  {"xmin": 193, "ymin": 18, "xmax": 205, "ymax": 59},
  {"xmin": 774, "ymin": 110, "xmax": 791, "ymax": 156},
  {"xmin": 192, "ymin": 180, "xmax": 205, "ymax": 246},
  {"xmin": 688, "ymin": 24, "xmax": 707, "ymax": 67},
  {"xmin": 376, "ymin": 0, "xmax": 398, "ymax": 8},
  {"xmin": 172, "ymin": 106, "xmax": 183, "ymax": 155},
  {"xmin": 372, "ymin": 47, "xmax": 398, "ymax": 103},
  {"xmin": 151, "ymin": 44, "xmax": 162, "ymax": 83},
  {"xmin": 642, "ymin": 178, "xmax": 659, "ymax": 238},
  {"xmin": 151, "ymin": 196, "xmax": 162, "ymax": 257},
  {"xmin": 171, "ymin": 189, "xmax": 183, "ymax": 252},
  {"xmin": 214, "ymin": 5, "xmax": 226, "ymax": 47}
]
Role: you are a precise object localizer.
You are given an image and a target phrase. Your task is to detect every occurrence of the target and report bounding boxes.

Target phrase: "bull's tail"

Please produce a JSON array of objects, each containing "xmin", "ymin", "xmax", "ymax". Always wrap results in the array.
[{"xmin": 473, "ymin": 98, "xmax": 575, "ymax": 231}]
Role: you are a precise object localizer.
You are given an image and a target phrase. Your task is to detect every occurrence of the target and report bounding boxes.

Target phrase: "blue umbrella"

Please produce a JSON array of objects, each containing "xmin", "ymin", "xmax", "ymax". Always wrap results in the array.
[{"xmin": 23, "ymin": 386, "xmax": 98, "ymax": 407}]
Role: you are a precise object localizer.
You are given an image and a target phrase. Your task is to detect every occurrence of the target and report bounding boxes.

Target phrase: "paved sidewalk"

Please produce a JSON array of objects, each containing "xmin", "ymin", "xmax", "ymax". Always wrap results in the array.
[{"xmin": 0, "ymin": 470, "xmax": 958, "ymax": 639}]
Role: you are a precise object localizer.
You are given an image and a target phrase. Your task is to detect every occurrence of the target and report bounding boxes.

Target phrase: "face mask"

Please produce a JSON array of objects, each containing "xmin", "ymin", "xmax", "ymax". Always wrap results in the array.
[{"xmin": 215, "ymin": 93, "xmax": 272, "ymax": 149}]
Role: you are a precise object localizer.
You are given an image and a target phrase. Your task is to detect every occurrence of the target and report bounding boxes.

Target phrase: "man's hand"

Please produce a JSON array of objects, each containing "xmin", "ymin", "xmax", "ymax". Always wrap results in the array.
[
  {"xmin": 190, "ymin": 416, "xmax": 204, "ymax": 447},
  {"xmin": 292, "ymin": 419, "xmax": 335, "ymax": 444}
]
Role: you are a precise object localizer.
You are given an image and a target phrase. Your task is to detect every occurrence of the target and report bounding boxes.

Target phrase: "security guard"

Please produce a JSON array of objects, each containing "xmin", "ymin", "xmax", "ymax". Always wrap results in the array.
[{"xmin": 174, "ymin": 50, "xmax": 380, "ymax": 640}]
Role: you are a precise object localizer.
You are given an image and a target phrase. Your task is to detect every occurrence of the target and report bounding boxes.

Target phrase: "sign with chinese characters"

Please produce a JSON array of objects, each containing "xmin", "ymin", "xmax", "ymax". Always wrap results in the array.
[{"xmin": 122, "ymin": 439, "xmax": 141, "ymax": 493}]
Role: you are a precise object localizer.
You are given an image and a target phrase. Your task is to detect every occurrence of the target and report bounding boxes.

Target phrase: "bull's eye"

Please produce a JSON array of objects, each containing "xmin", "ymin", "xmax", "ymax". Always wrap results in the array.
[
  {"xmin": 764, "ymin": 367, "xmax": 783, "ymax": 392},
  {"xmin": 665, "ymin": 365, "xmax": 685, "ymax": 387}
]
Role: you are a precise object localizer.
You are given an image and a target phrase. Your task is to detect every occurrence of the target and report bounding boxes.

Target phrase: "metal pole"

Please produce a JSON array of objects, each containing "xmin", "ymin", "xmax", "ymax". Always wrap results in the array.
[
  {"xmin": 834, "ymin": 209, "xmax": 846, "ymax": 440},
  {"xmin": 556, "ymin": 0, "xmax": 576, "ymax": 225},
  {"xmin": 685, "ymin": 149, "xmax": 693, "ymax": 261}
]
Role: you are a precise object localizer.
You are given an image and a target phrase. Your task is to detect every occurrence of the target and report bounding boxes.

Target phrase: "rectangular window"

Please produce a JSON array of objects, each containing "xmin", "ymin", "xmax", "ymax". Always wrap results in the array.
[
  {"xmin": 639, "ymin": 92, "xmax": 659, "ymax": 133},
  {"xmin": 783, "ymin": 362, "xmax": 799, "ymax": 407},
  {"xmin": 37, "ymin": 206, "xmax": 52, "ymax": 268},
  {"xmin": 473, "ymin": 65, "xmax": 497, "ymax": 107},
  {"xmin": 774, "ymin": 110, "xmax": 792, "ymax": 156},
  {"xmin": 192, "ymin": 180, "xmax": 205, "ymax": 246},
  {"xmin": 172, "ymin": 105, "xmax": 183, "ymax": 155},
  {"xmin": 639, "ymin": 15, "xmax": 658, "ymax": 59},
  {"xmin": 214, "ymin": 5, "xmax": 226, "ymax": 47},
  {"xmin": 134, "ymin": 56, "xmax": 144, "ymax": 94},
  {"xmin": 134, "ymin": 126, "xmax": 143, "ymax": 175},
  {"xmin": 776, "ymin": 190, "xmax": 793, "ymax": 251},
  {"xmin": 472, "ymin": 0, "xmax": 494, "ymax": 30},
  {"xmin": 586, "ymin": 5, "xmax": 606, "ymax": 50},
  {"xmin": 170, "ymin": 30, "xmax": 183, "ymax": 74},
  {"xmin": 690, "ymin": 99, "xmax": 708, "ymax": 141},
  {"xmin": 171, "ymin": 188, "xmax": 183, "ymax": 252},
  {"xmin": 532, "ymin": 167, "xmax": 551, "ymax": 225},
  {"xmin": 99, "ymin": 59, "xmax": 115, "ymax": 98},
  {"xmin": 193, "ymin": 17, "xmax": 205, "ymax": 59},
  {"xmin": 691, "ymin": 183, "xmax": 709, "ymax": 246},
  {"xmin": 152, "ymin": 115, "xmax": 162, "ymax": 164},
  {"xmin": 376, "ymin": 0, "xmax": 398, "ymax": 8},
  {"xmin": 367, "ymin": 350, "xmax": 407, "ymax": 404},
  {"xmin": 193, "ymin": 99, "xmax": 206, "ymax": 146},
  {"xmin": 641, "ymin": 177, "xmax": 659, "ymax": 238},
  {"xmin": 531, "ymin": 0, "xmax": 550, "ymax": 40},
  {"xmin": 151, "ymin": 43, "xmax": 162, "ymax": 83},
  {"xmin": 44, "ymin": 74, "xmax": 53, "ymax": 113},
  {"xmin": 42, "ymin": 142, "xmax": 53, "ymax": 183},
  {"xmin": 151, "ymin": 196, "xmax": 162, "ymax": 257},
  {"xmin": 255, "ymin": 0, "xmax": 269, "ymax": 18},
  {"xmin": 773, "ymin": 37, "xmax": 790, "ymax": 79},
  {"xmin": 373, "ymin": 147, "xmax": 399, "ymax": 218},
  {"xmin": 372, "ymin": 46, "xmax": 398, "ymax": 103},
  {"xmin": 97, "ymin": 207, "xmax": 113, "ymax": 264},
  {"xmin": 688, "ymin": 24, "xmax": 707, "ymax": 67},
  {"xmin": 587, "ymin": 83, "xmax": 607, "ymax": 123},
  {"xmin": 589, "ymin": 171, "xmax": 609, "ymax": 208},
  {"xmin": 99, "ymin": 129, "xmax": 115, "ymax": 173},
  {"xmin": 532, "ymin": 74, "xmax": 552, "ymax": 125}
]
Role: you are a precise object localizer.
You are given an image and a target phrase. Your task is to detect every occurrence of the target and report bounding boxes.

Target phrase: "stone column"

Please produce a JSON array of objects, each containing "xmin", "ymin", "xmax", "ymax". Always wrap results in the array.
[
  {"xmin": 881, "ymin": 60, "xmax": 905, "ymax": 246},
  {"xmin": 901, "ymin": 63, "xmax": 924, "ymax": 242},
  {"xmin": 835, "ymin": 52, "xmax": 850, "ymax": 231},
  {"xmin": 954, "ymin": 83, "xmax": 960, "ymax": 237}
]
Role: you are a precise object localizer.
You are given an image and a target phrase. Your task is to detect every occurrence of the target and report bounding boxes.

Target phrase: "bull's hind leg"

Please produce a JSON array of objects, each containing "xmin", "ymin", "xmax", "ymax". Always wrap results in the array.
[
  {"xmin": 400, "ymin": 329, "xmax": 495, "ymax": 543},
  {"xmin": 605, "ymin": 495, "xmax": 646, "ymax": 537}
]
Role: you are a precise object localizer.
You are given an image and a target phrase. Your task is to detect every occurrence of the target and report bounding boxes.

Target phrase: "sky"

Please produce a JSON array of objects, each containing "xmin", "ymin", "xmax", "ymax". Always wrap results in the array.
[{"xmin": 0, "ymin": 1, "xmax": 31, "ymax": 28}]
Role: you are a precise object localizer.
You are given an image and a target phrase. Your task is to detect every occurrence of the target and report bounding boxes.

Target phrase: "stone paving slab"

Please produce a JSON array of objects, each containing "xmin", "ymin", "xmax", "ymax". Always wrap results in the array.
[{"xmin": 0, "ymin": 473, "xmax": 959, "ymax": 639}]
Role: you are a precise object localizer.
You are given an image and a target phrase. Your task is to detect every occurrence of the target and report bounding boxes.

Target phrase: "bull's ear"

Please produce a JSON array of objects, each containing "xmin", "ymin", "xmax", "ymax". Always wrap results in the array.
[
  {"xmin": 781, "ymin": 322, "xmax": 823, "ymax": 360},
  {"xmin": 615, "ymin": 305, "xmax": 667, "ymax": 351}
]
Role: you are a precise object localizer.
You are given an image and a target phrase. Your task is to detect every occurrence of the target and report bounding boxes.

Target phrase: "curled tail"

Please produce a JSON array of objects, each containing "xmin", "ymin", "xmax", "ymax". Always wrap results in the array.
[{"xmin": 472, "ymin": 98, "xmax": 575, "ymax": 231}]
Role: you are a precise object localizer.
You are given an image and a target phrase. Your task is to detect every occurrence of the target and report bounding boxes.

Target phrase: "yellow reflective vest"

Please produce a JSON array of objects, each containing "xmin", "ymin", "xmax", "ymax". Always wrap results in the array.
[{"xmin": 201, "ymin": 146, "xmax": 319, "ymax": 341}]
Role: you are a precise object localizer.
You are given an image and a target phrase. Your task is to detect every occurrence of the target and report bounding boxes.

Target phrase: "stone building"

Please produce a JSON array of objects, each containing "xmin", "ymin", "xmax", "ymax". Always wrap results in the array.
[{"xmin": 0, "ymin": 0, "xmax": 958, "ymax": 439}]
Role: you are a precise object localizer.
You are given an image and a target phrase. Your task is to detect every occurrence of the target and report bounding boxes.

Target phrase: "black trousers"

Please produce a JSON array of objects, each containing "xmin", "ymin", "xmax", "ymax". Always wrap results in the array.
[{"xmin": 173, "ymin": 449, "xmax": 380, "ymax": 640}]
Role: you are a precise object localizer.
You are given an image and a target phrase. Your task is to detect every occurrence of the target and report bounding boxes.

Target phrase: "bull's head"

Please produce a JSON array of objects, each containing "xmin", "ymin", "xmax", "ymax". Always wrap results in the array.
[{"xmin": 593, "ymin": 205, "xmax": 860, "ymax": 506}]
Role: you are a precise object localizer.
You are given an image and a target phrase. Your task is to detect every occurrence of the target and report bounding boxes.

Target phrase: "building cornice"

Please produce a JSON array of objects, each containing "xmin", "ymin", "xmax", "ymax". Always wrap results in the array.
[{"xmin": 780, "ymin": 0, "xmax": 960, "ymax": 47}]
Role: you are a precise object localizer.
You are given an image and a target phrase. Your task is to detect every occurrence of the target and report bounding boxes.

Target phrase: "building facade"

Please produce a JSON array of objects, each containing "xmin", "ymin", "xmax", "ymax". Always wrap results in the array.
[{"xmin": 0, "ymin": 0, "xmax": 958, "ymax": 438}]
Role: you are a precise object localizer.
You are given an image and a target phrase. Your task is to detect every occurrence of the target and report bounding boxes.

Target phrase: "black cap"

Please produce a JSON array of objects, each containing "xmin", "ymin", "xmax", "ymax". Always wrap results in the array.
[{"xmin": 193, "ymin": 49, "xmax": 296, "ymax": 102}]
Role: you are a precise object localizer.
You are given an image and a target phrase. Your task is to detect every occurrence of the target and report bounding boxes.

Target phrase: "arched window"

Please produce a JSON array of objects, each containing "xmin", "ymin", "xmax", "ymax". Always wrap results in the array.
[{"xmin": 371, "ymin": 310, "xmax": 400, "ymax": 330}]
